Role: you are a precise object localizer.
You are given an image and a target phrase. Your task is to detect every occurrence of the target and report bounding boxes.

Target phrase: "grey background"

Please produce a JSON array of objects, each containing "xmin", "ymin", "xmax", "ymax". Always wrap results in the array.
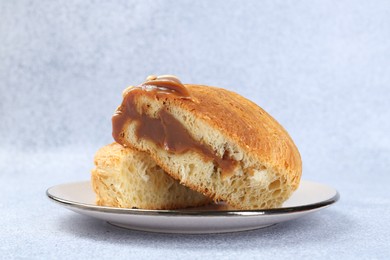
[{"xmin": 1, "ymin": 0, "xmax": 389, "ymax": 259}]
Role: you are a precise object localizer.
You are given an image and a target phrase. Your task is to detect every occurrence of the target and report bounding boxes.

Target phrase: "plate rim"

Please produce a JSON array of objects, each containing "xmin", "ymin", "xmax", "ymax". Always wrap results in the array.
[{"xmin": 46, "ymin": 180, "xmax": 339, "ymax": 217}]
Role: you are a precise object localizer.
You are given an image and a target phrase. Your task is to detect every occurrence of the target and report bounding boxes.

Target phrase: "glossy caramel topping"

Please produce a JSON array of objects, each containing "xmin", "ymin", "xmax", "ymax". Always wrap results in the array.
[{"xmin": 142, "ymin": 75, "xmax": 191, "ymax": 98}]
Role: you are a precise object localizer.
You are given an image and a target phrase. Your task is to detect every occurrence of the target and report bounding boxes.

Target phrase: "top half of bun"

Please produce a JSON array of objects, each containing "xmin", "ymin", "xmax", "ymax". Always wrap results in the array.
[{"xmin": 115, "ymin": 83, "xmax": 302, "ymax": 186}]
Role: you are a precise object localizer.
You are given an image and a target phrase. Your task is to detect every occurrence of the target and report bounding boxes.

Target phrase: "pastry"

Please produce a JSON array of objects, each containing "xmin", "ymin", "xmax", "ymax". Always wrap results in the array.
[
  {"xmin": 112, "ymin": 75, "xmax": 302, "ymax": 209},
  {"xmin": 91, "ymin": 142, "xmax": 211, "ymax": 209}
]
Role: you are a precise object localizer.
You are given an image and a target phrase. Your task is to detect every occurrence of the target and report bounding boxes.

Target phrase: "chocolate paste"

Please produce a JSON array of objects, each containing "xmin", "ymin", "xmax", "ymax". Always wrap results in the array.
[{"xmin": 112, "ymin": 75, "xmax": 238, "ymax": 176}]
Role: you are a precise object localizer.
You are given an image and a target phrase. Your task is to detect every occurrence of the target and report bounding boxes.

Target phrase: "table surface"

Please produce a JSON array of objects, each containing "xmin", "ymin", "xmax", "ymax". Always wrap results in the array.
[
  {"xmin": 2, "ymin": 148, "xmax": 389, "ymax": 259},
  {"xmin": 1, "ymin": 1, "xmax": 390, "ymax": 259}
]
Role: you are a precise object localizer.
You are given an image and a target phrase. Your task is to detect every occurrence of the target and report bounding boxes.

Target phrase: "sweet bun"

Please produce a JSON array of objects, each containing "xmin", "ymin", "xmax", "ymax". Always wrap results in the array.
[
  {"xmin": 112, "ymin": 75, "xmax": 302, "ymax": 209},
  {"xmin": 91, "ymin": 142, "xmax": 211, "ymax": 209}
]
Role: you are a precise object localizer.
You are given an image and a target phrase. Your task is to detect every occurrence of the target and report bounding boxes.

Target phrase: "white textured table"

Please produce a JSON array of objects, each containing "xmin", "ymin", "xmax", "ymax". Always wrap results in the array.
[{"xmin": 1, "ymin": 1, "xmax": 389, "ymax": 259}]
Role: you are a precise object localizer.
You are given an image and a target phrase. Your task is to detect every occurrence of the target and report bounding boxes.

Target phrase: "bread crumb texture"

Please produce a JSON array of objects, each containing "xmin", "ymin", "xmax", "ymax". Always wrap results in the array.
[{"xmin": 91, "ymin": 143, "xmax": 211, "ymax": 210}]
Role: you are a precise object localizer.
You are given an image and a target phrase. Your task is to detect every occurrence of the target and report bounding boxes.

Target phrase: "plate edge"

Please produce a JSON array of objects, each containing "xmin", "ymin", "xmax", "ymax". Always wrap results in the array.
[{"xmin": 46, "ymin": 182, "xmax": 340, "ymax": 217}]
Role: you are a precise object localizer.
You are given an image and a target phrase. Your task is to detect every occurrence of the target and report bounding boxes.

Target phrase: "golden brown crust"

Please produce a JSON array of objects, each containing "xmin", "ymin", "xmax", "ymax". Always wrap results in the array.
[
  {"xmin": 116, "ymin": 84, "xmax": 302, "ymax": 189},
  {"xmin": 185, "ymin": 85, "xmax": 301, "ymax": 185}
]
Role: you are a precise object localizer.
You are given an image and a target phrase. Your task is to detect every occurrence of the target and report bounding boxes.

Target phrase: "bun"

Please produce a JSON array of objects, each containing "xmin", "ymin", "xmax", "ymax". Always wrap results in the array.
[
  {"xmin": 112, "ymin": 76, "xmax": 302, "ymax": 209},
  {"xmin": 91, "ymin": 143, "xmax": 211, "ymax": 209}
]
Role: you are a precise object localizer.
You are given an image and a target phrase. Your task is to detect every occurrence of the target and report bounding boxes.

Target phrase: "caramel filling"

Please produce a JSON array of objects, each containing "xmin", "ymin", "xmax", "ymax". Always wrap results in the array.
[
  {"xmin": 142, "ymin": 74, "xmax": 191, "ymax": 98},
  {"xmin": 112, "ymin": 76, "xmax": 238, "ymax": 176}
]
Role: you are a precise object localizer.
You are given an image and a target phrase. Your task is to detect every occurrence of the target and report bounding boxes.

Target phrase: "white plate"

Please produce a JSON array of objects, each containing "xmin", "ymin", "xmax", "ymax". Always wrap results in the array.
[{"xmin": 46, "ymin": 180, "xmax": 339, "ymax": 234}]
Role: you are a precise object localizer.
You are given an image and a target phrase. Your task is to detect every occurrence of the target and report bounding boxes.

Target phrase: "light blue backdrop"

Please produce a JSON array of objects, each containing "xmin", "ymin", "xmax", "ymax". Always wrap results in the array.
[{"xmin": 1, "ymin": 1, "xmax": 389, "ymax": 259}]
